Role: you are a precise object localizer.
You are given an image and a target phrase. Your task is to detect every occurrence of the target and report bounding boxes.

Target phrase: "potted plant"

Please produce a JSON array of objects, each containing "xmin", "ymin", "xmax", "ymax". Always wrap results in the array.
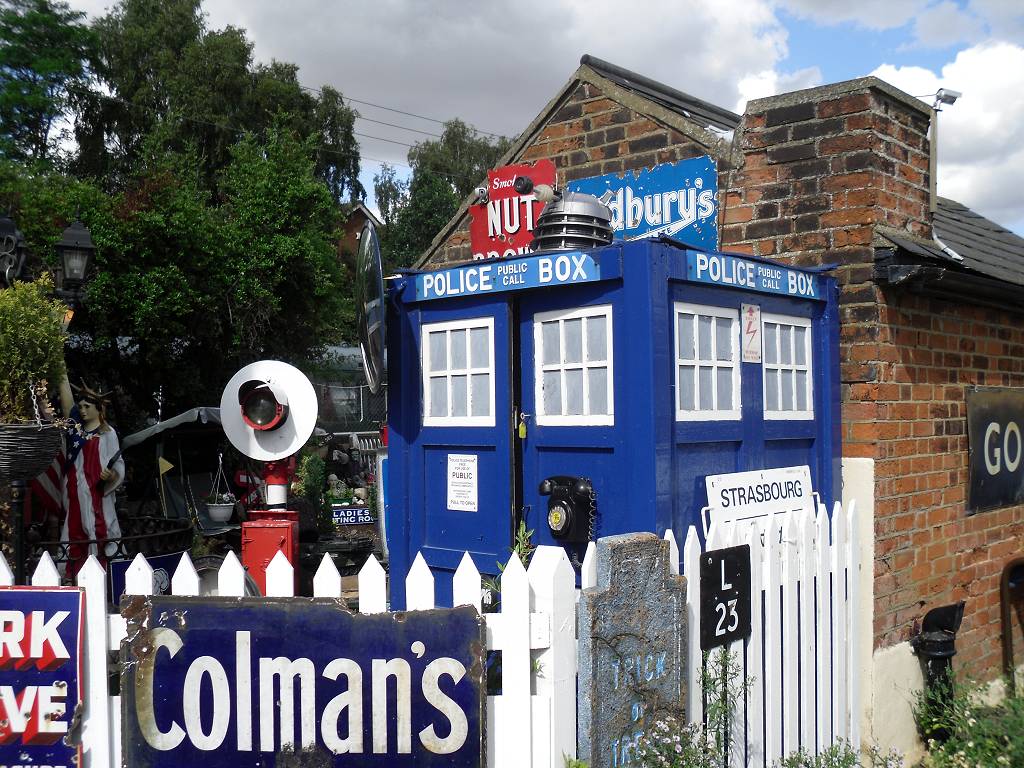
[
  {"xmin": 204, "ymin": 491, "xmax": 237, "ymax": 523},
  {"xmin": 0, "ymin": 276, "xmax": 68, "ymax": 482}
]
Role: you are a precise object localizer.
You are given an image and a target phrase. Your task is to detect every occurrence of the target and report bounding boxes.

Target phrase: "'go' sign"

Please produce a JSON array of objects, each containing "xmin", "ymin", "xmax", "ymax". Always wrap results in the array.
[
  {"xmin": 699, "ymin": 545, "xmax": 751, "ymax": 651},
  {"xmin": 967, "ymin": 389, "xmax": 1024, "ymax": 513}
]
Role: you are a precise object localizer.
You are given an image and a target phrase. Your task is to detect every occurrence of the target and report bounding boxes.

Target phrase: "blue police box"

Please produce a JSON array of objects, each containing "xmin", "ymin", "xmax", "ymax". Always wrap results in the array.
[{"xmin": 383, "ymin": 237, "xmax": 839, "ymax": 607}]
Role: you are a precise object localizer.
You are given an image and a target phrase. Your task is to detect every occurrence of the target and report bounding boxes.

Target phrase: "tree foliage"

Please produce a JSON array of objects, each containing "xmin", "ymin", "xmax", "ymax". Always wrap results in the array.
[
  {"xmin": 0, "ymin": 0, "xmax": 93, "ymax": 163},
  {"xmin": 374, "ymin": 119, "xmax": 510, "ymax": 268}
]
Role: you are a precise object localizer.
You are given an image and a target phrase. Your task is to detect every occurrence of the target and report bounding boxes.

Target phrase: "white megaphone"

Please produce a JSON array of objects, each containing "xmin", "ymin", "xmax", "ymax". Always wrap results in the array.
[{"xmin": 220, "ymin": 360, "xmax": 317, "ymax": 507}]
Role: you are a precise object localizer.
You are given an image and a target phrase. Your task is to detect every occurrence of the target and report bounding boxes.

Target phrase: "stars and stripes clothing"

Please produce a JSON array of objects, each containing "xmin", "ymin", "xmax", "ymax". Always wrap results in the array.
[{"xmin": 59, "ymin": 411, "xmax": 124, "ymax": 577}]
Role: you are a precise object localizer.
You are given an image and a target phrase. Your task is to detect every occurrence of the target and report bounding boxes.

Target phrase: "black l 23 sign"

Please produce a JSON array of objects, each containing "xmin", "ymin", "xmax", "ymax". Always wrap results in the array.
[
  {"xmin": 967, "ymin": 388, "xmax": 1024, "ymax": 514},
  {"xmin": 699, "ymin": 545, "xmax": 751, "ymax": 651}
]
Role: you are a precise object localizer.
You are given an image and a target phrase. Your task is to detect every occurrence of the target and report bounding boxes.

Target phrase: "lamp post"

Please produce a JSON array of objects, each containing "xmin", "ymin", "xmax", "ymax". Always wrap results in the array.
[
  {"xmin": 54, "ymin": 219, "xmax": 95, "ymax": 308},
  {"xmin": 0, "ymin": 213, "xmax": 95, "ymax": 583}
]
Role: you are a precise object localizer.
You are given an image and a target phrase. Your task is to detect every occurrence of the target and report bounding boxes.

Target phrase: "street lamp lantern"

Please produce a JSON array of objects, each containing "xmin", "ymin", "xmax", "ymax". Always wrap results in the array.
[{"xmin": 55, "ymin": 219, "xmax": 94, "ymax": 288}]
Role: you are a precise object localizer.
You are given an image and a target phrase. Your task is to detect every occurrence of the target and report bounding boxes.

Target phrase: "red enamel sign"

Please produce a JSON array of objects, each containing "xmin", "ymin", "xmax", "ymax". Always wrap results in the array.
[{"xmin": 468, "ymin": 159, "xmax": 556, "ymax": 260}]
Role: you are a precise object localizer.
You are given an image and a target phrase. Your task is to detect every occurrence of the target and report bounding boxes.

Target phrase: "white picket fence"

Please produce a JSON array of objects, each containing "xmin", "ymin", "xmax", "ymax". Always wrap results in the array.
[
  {"xmin": 0, "ymin": 545, "xmax": 578, "ymax": 768},
  {"xmin": 2, "ymin": 499, "xmax": 862, "ymax": 768},
  {"xmin": 675, "ymin": 499, "xmax": 862, "ymax": 767}
]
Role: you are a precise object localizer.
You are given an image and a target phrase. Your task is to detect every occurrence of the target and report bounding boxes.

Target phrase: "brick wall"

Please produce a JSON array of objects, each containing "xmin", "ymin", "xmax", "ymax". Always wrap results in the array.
[
  {"xmin": 728, "ymin": 79, "xmax": 1024, "ymax": 671},
  {"xmin": 431, "ymin": 79, "xmax": 720, "ymax": 265}
]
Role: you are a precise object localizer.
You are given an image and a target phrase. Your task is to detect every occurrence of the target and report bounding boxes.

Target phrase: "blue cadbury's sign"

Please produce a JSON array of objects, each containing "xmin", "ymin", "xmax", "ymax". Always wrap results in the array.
[
  {"xmin": 121, "ymin": 597, "xmax": 485, "ymax": 767},
  {"xmin": 414, "ymin": 250, "xmax": 605, "ymax": 302},
  {"xmin": 686, "ymin": 251, "xmax": 823, "ymax": 301},
  {"xmin": 0, "ymin": 587, "xmax": 84, "ymax": 768},
  {"xmin": 567, "ymin": 156, "xmax": 718, "ymax": 249}
]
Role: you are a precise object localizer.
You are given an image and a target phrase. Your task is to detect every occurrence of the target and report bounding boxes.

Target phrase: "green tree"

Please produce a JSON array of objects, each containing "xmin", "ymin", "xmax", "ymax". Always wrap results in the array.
[
  {"xmin": 374, "ymin": 119, "xmax": 510, "ymax": 267},
  {"xmin": 0, "ymin": 0, "xmax": 93, "ymax": 163},
  {"xmin": 74, "ymin": 0, "xmax": 364, "ymax": 201}
]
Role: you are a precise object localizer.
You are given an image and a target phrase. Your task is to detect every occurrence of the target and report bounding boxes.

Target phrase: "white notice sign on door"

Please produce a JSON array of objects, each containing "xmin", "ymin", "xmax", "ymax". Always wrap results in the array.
[
  {"xmin": 741, "ymin": 303, "xmax": 762, "ymax": 363},
  {"xmin": 447, "ymin": 454, "xmax": 478, "ymax": 512}
]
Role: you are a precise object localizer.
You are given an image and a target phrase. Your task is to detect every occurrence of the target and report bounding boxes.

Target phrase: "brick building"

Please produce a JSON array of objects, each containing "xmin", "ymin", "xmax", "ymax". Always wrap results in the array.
[{"xmin": 414, "ymin": 55, "xmax": 1024, "ymax": 752}]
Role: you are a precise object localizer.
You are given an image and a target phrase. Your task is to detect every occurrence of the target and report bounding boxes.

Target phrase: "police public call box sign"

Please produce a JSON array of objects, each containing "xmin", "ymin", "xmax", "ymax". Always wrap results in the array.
[
  {"xmin": 687, "ymin": 251, "xmax": 822, "ymax": 301},
  {"xmin": 121, "ymin": 597, "xmax": 486, "ymax": 767},
  {"xmin": 699, "ymin": 546, "xmax": 752, "ymax": 651},
  {"xmin": 0, "ymin": 586, "xmax": 85, "ymax": 768}
]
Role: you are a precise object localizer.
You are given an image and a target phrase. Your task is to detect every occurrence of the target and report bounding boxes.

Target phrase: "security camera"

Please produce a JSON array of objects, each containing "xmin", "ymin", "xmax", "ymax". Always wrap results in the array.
[
  {"xmin": 935, "ymin": 88, "xmax": 961, "ymax": 106},
  {"xmin": 473, "ymin": 186, "xmax": 489, "ymax": 205}
]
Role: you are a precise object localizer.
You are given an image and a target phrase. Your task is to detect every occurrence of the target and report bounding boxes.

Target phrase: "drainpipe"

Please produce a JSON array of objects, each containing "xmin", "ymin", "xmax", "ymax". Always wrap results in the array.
[{"xmin": 910, "ymin": 601, "xmax": 966, "ymax": 742}]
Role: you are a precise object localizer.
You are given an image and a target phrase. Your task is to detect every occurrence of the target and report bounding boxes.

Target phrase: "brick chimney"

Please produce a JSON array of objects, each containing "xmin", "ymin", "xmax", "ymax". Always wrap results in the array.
[{"xmin": 722, "ymin": 77, "xmax": 932, "ymax": 275}]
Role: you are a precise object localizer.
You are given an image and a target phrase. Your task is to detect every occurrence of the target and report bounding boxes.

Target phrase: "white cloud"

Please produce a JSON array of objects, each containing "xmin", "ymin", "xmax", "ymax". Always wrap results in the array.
[
  {"xmin": 873, "ymin": 41, "xmax": 1024, "ymax": 233},
  {"xmin": 735, "ymin": 66, "xmax": 823, "ymax": 111},
  {"xmin": 911, "ymin": 2, "xmax": 986, "ymax": 48},
  {"xmin": 776, "ymin": 0, "xmax": 928, "ymax": 30}
]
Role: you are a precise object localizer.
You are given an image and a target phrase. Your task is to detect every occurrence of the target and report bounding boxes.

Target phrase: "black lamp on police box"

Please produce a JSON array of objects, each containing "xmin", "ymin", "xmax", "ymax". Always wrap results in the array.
[{"xmin": 54, "ymin": 220, "xmax": 95, "ymax": 308}]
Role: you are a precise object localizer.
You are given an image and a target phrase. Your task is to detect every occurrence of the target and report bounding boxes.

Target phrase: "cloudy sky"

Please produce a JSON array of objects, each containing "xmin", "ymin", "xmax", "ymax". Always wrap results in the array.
[{"xmin": 70, "ymin": 0, "xmax": 1024, "ymax": 234}]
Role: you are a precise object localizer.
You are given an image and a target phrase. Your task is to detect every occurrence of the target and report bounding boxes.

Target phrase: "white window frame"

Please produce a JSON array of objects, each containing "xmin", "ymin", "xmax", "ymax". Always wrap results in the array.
[
  {"xmin": 534, "ymin": 304, "xmax": 614, "ymax": 426},
  {"xmin": 674, "ymin": 302, "xmax": 742, "ymax": 421},
  {"xmin": 421, "ymin": 317, "xmax": 495, "ymax": 427},
  {"xmin": 761, "ymin": 312, "xmax": 814, "ymax": 421}
]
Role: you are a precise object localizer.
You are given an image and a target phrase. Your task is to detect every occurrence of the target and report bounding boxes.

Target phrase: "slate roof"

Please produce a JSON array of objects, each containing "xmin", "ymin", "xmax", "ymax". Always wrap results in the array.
[
  {"xmin": 880, "ymin": 197, "xmax": 1024, "ymax": 288},
  {"xmin": 580, "ymin": 55, "xmax": 741, "ymax": 134}
]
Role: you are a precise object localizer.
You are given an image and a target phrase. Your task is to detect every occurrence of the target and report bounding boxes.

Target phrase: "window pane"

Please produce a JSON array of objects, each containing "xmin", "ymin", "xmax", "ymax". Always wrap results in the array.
[
  {"xmin": 588, "ymin": 368, "xmax": 608, "ymax": 414},
  {"xmin": 715, "ymin": 318, "xmax": 732, "ymax": 361},
  {"xmin": 471, "ymin": 374, "xmax": 490, "ymax": 416},
  {"xmin": 587, "ymin": 315, "xmax": 607, "ymax": 361},
  {"xmin": 796, "ymin": 370, "xmax": 808, "ymax": 411},
  {"xmin": 781, "ymin": 369, "xmax": 794, "ymax": 410},
  {"xmin": 698, "ymin": 316, "xmax": 712, "ymax": 360},
  {"xmin": 451, "ymin": 375, "xmax": 468, "ymax": 416},
  {"xmin": 470, "ymin": 327, "xmax": 489, "ymax": 368},
  {"xmin": 699, "ymin": 366, "xmax": 713, "ymax": 410},
  {"xmin": 717, "ymin": 368, "xmax": 733, "ymax": 410},
  {"xmin": 543, "ymin": 371, "xmax": 561, "ymax": 415},
  {"xmin": 565, "ymin": 368, "xmax": 584, "ymax": 415},
  {"xmin": 764, "ymin": 323, "xmax": 778, "ymax": 364},
  {"xmin": 450, "ymin": 329, "xmax": 467, "ymax": 369},
  {"xmin": 679, "ymin": 366, "xmax": 695, "ymax": 410},
  {"xmin": 780, "ymin": 325, "xmax": 793, "ymax": 365},
  {"xmin": 429, "ymin": 377, "xmax": 447, "ymax": 417},
  {"xmin": 429, "ymin": 332, "xmax": 447, "ymax": 372},
  {"xmin": 765, "ymin": 369, "xmax": 779, "ymax": 411},
  {"xmin": 564, "ymin": 318, "xmax": 583, "ymax": 364},
  {"xmin": 794, "ymin": 326, "xmax": 807, "ymax": 366},
  {"xmin": 542, "ymin": 321, "xmax": 560, "ymax": 365},
  {"xmin": 678, "ymin": 314, "xmax": 695, "ymax": 360}
]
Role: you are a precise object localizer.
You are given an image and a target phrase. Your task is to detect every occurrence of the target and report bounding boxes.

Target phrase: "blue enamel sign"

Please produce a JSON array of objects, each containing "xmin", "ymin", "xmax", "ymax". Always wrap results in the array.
[
  {"xmin": 687, "ymin": 251, "xmax": 823, "ymax": 300},
  {"xmin": 0, "ymin": 586, "xmax": 84, "ymax": 767},
  {"xmin": 567, "ymin": 156, "xmax": 718, "ymax": 249},
  {"xmin": 121, "ymin": 597, "xmax": 485, "ymax": 767},
  {"xmin": 109, "ymin": 550, "xmax": 183, "ymax": 601},
  {"xmin": 414, "ymin": 250, "xmax": 609, "ymax": 302}
]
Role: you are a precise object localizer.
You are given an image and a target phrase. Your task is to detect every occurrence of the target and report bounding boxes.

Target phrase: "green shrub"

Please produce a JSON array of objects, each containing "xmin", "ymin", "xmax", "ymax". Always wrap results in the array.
[
  {"xmin": 917, "ymin": 679, "xmax": 1024, "ymax": 768},
  {"xmin": 0, "ymin": 276, "xmax": 66, "ymax": 422}
]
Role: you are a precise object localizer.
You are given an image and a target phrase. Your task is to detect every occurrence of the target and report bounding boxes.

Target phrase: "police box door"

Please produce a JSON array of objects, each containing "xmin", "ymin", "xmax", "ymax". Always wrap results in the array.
[{"xmin": 404, "ymin": 293, "xmax": 514, "ymax": 597}]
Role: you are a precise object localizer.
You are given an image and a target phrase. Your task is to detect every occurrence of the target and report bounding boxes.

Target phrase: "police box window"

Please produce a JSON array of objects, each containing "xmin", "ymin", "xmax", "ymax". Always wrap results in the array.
[
  {"xmin": 674, "ymin": 303, "xmax": 740, "ymax": 421},
  {"xmin": 422, "ymin": 317, "xmax": 495, "ymax": 427},
  {"xmin": 534, "ymin": 305, "xmax": 613, "ymax": 426},
  {"xmin": 762, "ymin": 313, "xmax": 813, "ymax": 420}
]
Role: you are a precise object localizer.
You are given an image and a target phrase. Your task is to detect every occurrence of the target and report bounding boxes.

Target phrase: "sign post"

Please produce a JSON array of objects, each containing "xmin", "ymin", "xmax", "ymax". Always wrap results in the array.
[
  {"xmin": 121, "ymin": 597, "xmax": 486, "ymax": 766},
  {"xmin": 699, "ymin": 545, "xmax": 752, "ymax": 651},
  {"xmin": 0, "ymin": 587, "xmax": 85, "ymax": 767}
]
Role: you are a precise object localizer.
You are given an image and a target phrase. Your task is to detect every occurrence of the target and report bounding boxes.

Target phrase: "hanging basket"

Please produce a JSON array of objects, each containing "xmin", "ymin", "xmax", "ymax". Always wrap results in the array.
[
  {"xmin": 0, "ymin": 423, "xmax": 63, "ymax": 483},
  {"xmin": 206, "ymin": 503, "xmax": 234, "ymax": 522}
]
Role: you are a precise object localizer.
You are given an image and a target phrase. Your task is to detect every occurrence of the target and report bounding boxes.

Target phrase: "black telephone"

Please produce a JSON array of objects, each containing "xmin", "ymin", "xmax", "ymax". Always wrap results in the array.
[{"xmin": 538, "ymin": 475, "xmax": 595, "ymax": 543}]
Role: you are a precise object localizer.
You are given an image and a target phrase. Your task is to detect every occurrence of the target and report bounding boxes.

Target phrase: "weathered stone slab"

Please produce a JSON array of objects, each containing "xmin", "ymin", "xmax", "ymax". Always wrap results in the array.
[{"xmin": 578, "ymin": 532, "xmax": 688, "ymax": 768}]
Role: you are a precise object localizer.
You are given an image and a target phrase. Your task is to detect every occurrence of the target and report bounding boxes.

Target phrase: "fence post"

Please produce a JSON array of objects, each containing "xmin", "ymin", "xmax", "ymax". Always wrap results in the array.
[
  {"xmin": 528, "ymin": 546, "xmax": 576, "ymax": 768},
  {"xmin": 682, "ymin": 526, "xmax": 702, "ymax": 726},
  {"xmin": 77, "ymin": 556, "xmax": 113, "ymax": 768},
  {"xmin": 496, "ymin": 554, "xmax": 531, "ymax": 768}
]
